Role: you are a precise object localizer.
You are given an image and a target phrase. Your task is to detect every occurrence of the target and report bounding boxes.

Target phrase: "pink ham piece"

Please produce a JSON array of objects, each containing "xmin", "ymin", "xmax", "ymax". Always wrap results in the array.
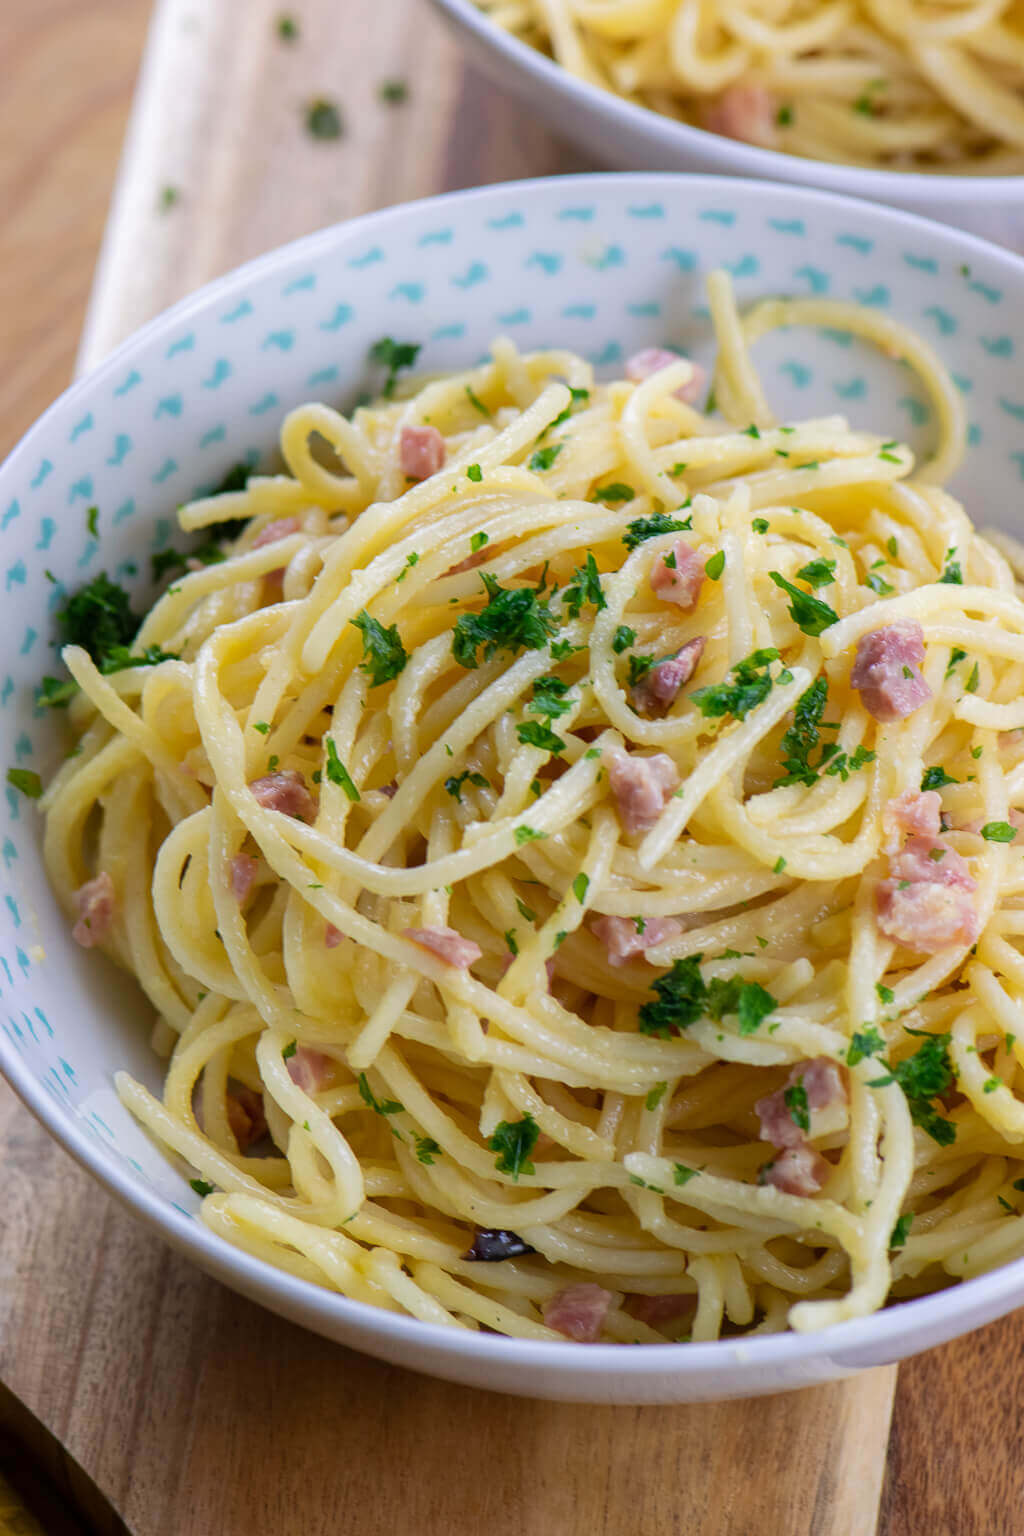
[
  {"xmin": 325, "ymin": 923, "xmax": 344, "ymax": 949},
  {"xmin": 890, "ymin": 836, "xmax": 975, "ymax": 891},
  {"xmin": 650, "ymin": 540, "xmax": 705, "ymax": 611},
  {"xmin": 229, "ymin": 853, "xmax": 259, "ymax": 902},
  {"xmin": 404, "ymin": 925, "xmax": 482, "ymax": 969},
  {"xmin": 756, "ymin": 1058, "xmax": 847, "ymax": 1150},
  {"xmin": 625, "ymin": 347, "xmax": 706, "ymax": 406},
  {"xmin": 248, "ymin": 769, "xmax": 315, "ymax": 822},
  {"xmin": 252, "ymin": 516, "xmax": 301, "ymax": 550},
  {"xmin": 400, "ymin": 425, "xmax": 446, "ymax": 481},
  {"xmin": 227, "ymin": 1086, "xmax": 267, "ymax": 1151},
  {"xmin": 703, "ymin": 84, "xmax": 779, "ymax": 150},
  {"xmin": 625, "ymin": 1293, "xmax": 692, "ymax": 1329},
  {"xmin": 882, "ymin": 789, "xmax": 942, "ymax": 854},
  {"xmin": 543, "ymin": 1283, "xmax": 613, "ymax": 1342},
  {"xmin": 850, "ymin": 620, "xmax": 932, "ymax": 723},
  {"xmin": 876, "ymin": 880, "xmax": 980, "ymax": 951},
  {"xmin": 607, "ymin": 750, "xmax": 680, "ymax": 835},
  {"xmin": 631, "ymin": 637, "xmax": 706, "ymax": 714},
  {"xmin": 286, "ymin": 1045, "xmax": 334, "ymax": 1093},
  {"xmin": 762, "ymin": 1144, "xmax": 830, "ymax": 1197},
  {"xmin": 591, "ymin": 914, "xmax": 684, "ymax": 967},
  {"xmin": 71, "ymin": 872, "xmax": 115, "ymax": 948}
]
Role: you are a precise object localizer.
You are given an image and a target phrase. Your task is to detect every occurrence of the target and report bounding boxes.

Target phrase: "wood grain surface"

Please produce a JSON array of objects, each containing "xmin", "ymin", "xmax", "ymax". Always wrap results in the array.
[{"xmin": 1, "ymin": 3, "xmax": 1022, "ymax": 1533}]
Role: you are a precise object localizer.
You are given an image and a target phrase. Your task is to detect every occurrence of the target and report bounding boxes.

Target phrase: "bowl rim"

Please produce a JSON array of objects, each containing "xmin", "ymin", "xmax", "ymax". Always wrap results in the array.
[
  {"xmin": 430, "ymin": 0, "xmax": 1024, "ymax": 200},
  {"xmin": 5, "ymin": 169, "xmax": 1024, "ymax": 1380}
]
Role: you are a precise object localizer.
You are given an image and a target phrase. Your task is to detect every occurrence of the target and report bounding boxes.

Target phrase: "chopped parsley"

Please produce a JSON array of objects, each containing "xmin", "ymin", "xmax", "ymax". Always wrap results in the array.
[
  {"xmin": 691, "ymin": 647, "xmax": 780, "ymax": 722},
  {"xmin": 774, "ymin": 675, "xmax": 829, "ymax": 787},
  {"xmin": 378, "ymin": 79, "xmax": 408, "ymax": 105},
  {"xmin": 626, "ymin": 654, "xmax": 655, "ymax": 689},
  {"xmin": 769, "ymin": 571, "xmax": 838, "ymax": 636},
  {"xmin": 528, "ymin": 444, "xmax": 562, "ymax": 473},
  {"xmin": 795, "ymin": 557, "xmax": 836, "ymax": 588},
  {"xmin": 876, "ymin": 982, "xmax": 895, "ymax": 1005},
  {"xmin": 645, "ymin": 1082, "xmax": 669, "ymax": 1112},
  {"xmin": 452, "ymin": 573, "xmax": 558, "ymax": 669},
  {"xmin": 939, "ymin": 553, "xmax": 963, "ymax": 585},
  {"xmin": 612, "ymin": 625, "xmax": 636, "ymax": 654},
  {"xmin": 752, "ymin": 518, "xmax": 770, "ymax": 535},
  {"xmin": 305, "ymin": 98, "xmax": 344, "ymax": 140},
  {"xmin": 466, "ymin": 463, "xmax": 483, "ymax": 483},
  {"xmin": 774, "ymin": 857, "xmax": 787, "ymax": 874},
  {"xmin": 783, "ymin": 1079, "xmax": 810, "ymax": 1133},
  {"xmin": 530, "ymin": 676, "xmax": 573, "ymax": 720},
  {"xmin": 324, "ymin": 740, "xmax": 360, "ymax": 801},
  {"xmin": 489, "ymin": 1113, "xmax": 539, "ymax": 1180},
  {"xmin": 706, "ymin": 976, "xmax": 778, "ymax": 1034},
  {"xmin": 6, "ymin": 768, "xmax": 42, "ymax": 800},
  {"xmin": 889, "ymin": 1213, "xmax": 913, "ymax": 1249},
  {"xmin": 282, "ymin": 1039, "xmax": 297, "ymax": 1059},
  {"xmin": 563, "ymin": 552, "xmax": 606, "ymax": 618},
  {"xmin": 465, "ymin": 385, "xmax": 489, "ymax": 416},
  {"xmin": 504, "ymin": 930, "xmax": 519, "ymax": 956},
  {"xmin": 516, "ymin": 720, "xmax": 565, "ymax": 754},
  {"xmin": 981, "ymin": 821, "xmax": 1017, "ymax": 842},
  {"xmin": 622, "ymin": 512, "xmax": 691, "ymax": 550},
  {"xmin": 777, "ymin": 104, "xmax": 794, "ymax": 126},
  {"xmin": 515, "ymin": 897, "xmax": 537, "ymax": 922},
  {"xmin": 593, "ymin": 482, "xmax": 635, "ymax": 505},
  {"xmin": 572, "ymin": 872, "xmax": 590, "ymax": 904},
  {"xmin": 57, "ymin": 572, "xmax": 139, "ymax": 664},
  {"xmin": 358, "ymin": 1072, "xmax": 404, "ymax": 1118},
  {"xmin": 415, "ymin": 1136, "xmax": 442, "ymax": 1165},
  {"xmin": 470, "ymin": 531, "xmax": 489, "ymax": 554},
  {"xmin": 189, "ymin": 1179, "xmax": 215, "ymax": 1197},
  {"xmin": 704, "ymin": 550, "xmax": 725, "ymax": 581},
  {"xmin": 921, "ymin": 766, "xmax": 958, "ymax": 791},
  {"xmin": 965, "ymin": 661, "xmax": 981, "ymax": 693},
  {"xmin": 444, "ymin": 770, "xmax": 488, "ymax": 802},
  {"xmin": 945, "ymin": 647, "xmax": 967, "ymax": 680},
  {"xmin": 638, "ymin": 956, "xmax": 707, "ymax": 1037},
  {"xmin": 369, "ymin": 337, "xmax": 421, "ymax": 398},
  {"xmin": 865, "ymin": 572, "xmax": 895, "ymax": 596},
  {"xmin": 867, "ymin": 1031, "xmax": 956, "ymax": 1145},
  {"xmin": 673, "ymin": 1163, "xmax": 698, "ymax": 1186},
  {"xmin": 350, "ymin": 610, "xmax": 407, "ymax": 686},
  {"xmin": 276, "ymin": 15, "xmax": 299, "ymax": 39},
  {"xmin": 824, "ymin": 745, "xmax": 875, "ymax": 782},
  {"xmin": 983, "ymin": 1076, "xmax": 1001, "ymax": 1094},
  {"xmin": 514, "ymin": 825, "xmax": 546, "ymax": 845},
  {"xmin": 847, "ymin": 1027, "xmax": 886, "ymax": 1066}
]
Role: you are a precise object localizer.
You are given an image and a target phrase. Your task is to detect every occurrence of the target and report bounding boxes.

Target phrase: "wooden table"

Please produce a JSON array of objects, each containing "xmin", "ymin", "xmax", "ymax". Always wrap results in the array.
[{"xmin": 1, "ymin": 3, "xmax": 1022, "ymax": 1532}]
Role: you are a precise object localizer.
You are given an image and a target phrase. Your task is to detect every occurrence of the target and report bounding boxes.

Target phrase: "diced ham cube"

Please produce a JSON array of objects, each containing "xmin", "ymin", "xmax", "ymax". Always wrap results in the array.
[
  {"xmin": 761, "ymin": 1144, "xmax": 830, "ymax": 1197},
  {"xmin": 229, "ymin": 853, "xmax": 259, "ymax": 902},
  {"xmin": 607, "ymin": 750, "xmax": 680, "ymax": 834},
  {"xmin": 71, "ymin": 872, "xmax": 115, "ymax": 948},
  {"xmin": 754, "ymin": 1086, "xmax": 805, "ymax": 1150},
  {"xmin": 403, "ymin": 925, "xmax": 482, "ymax": 969},
  {"xmin": 624, "ymin": 1293, "xmax": 692, "ymax": 1328},
  {"xmin": 325, "ymin": 923, "xmax": 344, "ymax": 949},
  {"xmin": 248, "ymin": 769, "xmax": 315, "ymax": 821},
  {"xmin": 876, "ymin": 879, "xmax": 979, "ymax": 952},
  {"xmin": 400, "ymin": 425, "xmax": 446, "ymax": 481},
  {"xmin": 882, "ymin": 789, "xmax": 942, "ymax": 854},
  {"xmin": 850, "ymin": 621, "xmax": 932, "ymax": 723},
  {"xmin": 227, "ymin": 1086, "xmax": 267, "ymax": 1151},
  {"xmin": 252, "ymin": 516, "xmax": 301, "ymax": 550},
  {"xmin": 591, "ymin": 914, "xmax": 683, "ymax": 967},
  {"xmin": 649, "ymin": 540, "xmax": 705, "ymax": 610},
  {"xmin": 890, "ymin": 836, "xmax": 975, "ymax": 891},
  {"xmin": 703, "ymin": 84, "xmax": 779, "ymax": 150},
  {"xmin": 631, "ymin": 637, "xmax": 706, "ymax": 713},
  {"xmin": 625, "ymin": 347, "xmax": 706, "ymax": 405},
  {"xmin": 286, "ymin": 1045, "xmax": 333, "ymax": 1093},
  {"xmin": 542, "ymin": 1282, "xmax": 613, "ymax": 1342}
]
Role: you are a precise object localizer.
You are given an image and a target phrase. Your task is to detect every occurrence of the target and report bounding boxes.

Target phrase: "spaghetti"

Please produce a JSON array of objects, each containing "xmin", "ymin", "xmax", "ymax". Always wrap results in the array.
[
  {"xmin": 473, "ymin": 0, "xmax": 1024, "ymax": 173},
  {"xmin": 38, "ymin": 273, "xmax": 1024, "ymax": 1344}
]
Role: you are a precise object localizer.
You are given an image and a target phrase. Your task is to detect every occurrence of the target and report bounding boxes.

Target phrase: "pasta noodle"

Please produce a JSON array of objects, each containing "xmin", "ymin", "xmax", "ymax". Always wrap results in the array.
[
  {"xmin": 474, "ymin": 0, "xmax": 1024, "ymax": 172},
  {"xmin": 38, "ymin": 271, "xmax": 1024, "ymax": 1346}
]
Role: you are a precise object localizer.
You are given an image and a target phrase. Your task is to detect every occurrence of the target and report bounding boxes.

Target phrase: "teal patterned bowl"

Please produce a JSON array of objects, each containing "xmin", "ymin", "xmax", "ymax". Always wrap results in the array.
[{"xmin": 3, "ymin": 175, "xmax": 1024, "ymax": 1402}]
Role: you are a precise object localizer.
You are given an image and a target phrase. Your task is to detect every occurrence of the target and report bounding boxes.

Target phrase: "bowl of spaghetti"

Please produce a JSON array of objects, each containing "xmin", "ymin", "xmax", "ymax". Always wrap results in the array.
[
  {"xmin": 6, "ymin": 174, "xmax": 1024, "ymax": 1402},
  {"xmin": 430, "ymin": 0, "xmax": 1024, "ymax": 238}
]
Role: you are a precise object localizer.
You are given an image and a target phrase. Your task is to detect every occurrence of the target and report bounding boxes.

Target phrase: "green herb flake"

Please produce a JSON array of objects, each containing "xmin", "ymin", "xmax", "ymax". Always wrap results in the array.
[
  {"xmin": 572, "ymin": 872, "xmax": 590, "ymax": 904},
  {"xmin": 415, "ymin": 1135, "xmax": 442, "ymax": 1165},
  {"xmin": 867, "ymin": 1031, "xmax": 957, "ymax": 1146},
  {"xmin": 769, "ymin": 571, "xmax": 838, "ymax": 636},
  {"xmin": 777, "ymin": 104, "xmax": 794, "ymax": 126},
  {"xmin": 351, "ymin": 610, "xmax": 407, "ymax": 686},
  {"xmin": 965, "ymin": 662, "xmax": 980, "ymax": 693},
  {"xmin": 325, "ymin": 740, "xmax": 360, "ymax": 801},
  {"xmin": 638, "ymin": 956, "xmax": 706, "ymax": 1038},
  {"xmin": 452, "ymin": 573, "xmax": 558, "ymax": 669},
  {"xmin": 357, "ymin": 1072, "xmax": 404, "ymax": 1119},
  {"xmin": 795, "ymin": 557, "xmax": 836, "ymax": 589},
  {"xmin": 6, "ymin": 768, "xmax": 42, "ymax": 800},
  {"xmin": 593, "ymin": 482, "xmax": 636, "ymax": 506},
  {"xmin": 622, "ymin": 511, "xmax": 691, "ymax": 550},
  {"xmin": 673, "ymin": 1163, "xmax": 698, "ymax": 1186},
  {"xmin": 489, "ymin": 1113, "xmax": 539, "ymax": 1180},
  {"xmin": 514, "ymin": 825, "xmax": 546, "ymax": 846},
  {"xmin": 945, "ymin": 647, "xmax": 967, "ymax": 679},
  {"xmin": 563, "ymin": 551, "xmax": 606, "ymax": 619},
  {"xmin": 516, "ymin": 720, "xmax": 565, "ymax": 755},
  {"xmin": 691, "ymin": 646, "xmax": 780, "ymax": 722},
  {"xmin": 252, "ymin": 721, "xmax": 271, "ymax": 735},
  {"xmin": 378, "ymin": 79, "xmax": 408, "ymax": 105},
  {"xmin": 865, "ymin": 571, "xmax": 895, "ymax": 596},
  {"xmin": 847, "ymin": 1027, "xmax": 885, "ymax": 1066},
  {"xmin": 190, "ymin": 1179, "xmax": 215, "ymax": 1197},
  {"xmin": 529, "ymin": 444, "xmax": 562, "ymax": 473},
  {"xmin": 981, "ymin": 821, "xmax": 1017, "ymax": 843},
  {"xmin": 887, "ymin": 536, "xmax": 899, "ymax": 559},
  {"xmin": 612, "ymin": 625, "xmax": 636, "ymax": 655},
  {"xmin": 889, "ymin": 1213, "xmax": 913, "ymax": 1249},
  {"xmin": 369, "ymin": 337, "xmax": 421, "ymax": 398},
  {"xmin": 305, "ymin": 98, "xmax": 344, "ymax": 140},
  {"xmin": 444, "ymin": 770, "xmax": 488, "ymax": 803},
  {"xmin": 752, "ymin": 518, "xmax": 770, "ymax": 535},
  {"xmin": 774, "ymin": 856, "xmax": 787, "ymax": 874},
  {"xmin": 921, "ymin": 766, "xmax": 958, "ymax": 791},
  {"xmin": 983, "ymin": 1076, "xmax": 1002, "ymax": 1094},
  {"xmin": 645, "ymin": 1081, "xmax": 668, "ymax": 1112},
  {"xmin": 704, "ymin": 550, "xmax": 726, "ymax": 581},
  {"xmin": 282, "ymin": 1039, "xmax": 297, "ymax": 1060},
  {"xmin": 504, "ymin": 929, "xmax": 519, "ymax": 957}
]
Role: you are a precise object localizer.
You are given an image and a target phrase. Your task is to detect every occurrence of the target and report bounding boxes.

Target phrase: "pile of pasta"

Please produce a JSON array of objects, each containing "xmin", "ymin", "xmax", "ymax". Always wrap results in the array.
[
  {"xmin": 475, "ymin": 0, "xmax": 1024, "ymax": 172},
  {"xmin": 41, "ymin": 272, "xmax": 1024, "ymax": 1344}
]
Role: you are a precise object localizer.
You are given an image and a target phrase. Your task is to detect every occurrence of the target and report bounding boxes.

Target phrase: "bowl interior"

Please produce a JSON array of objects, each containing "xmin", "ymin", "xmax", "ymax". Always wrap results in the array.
[{"xmin": 3, "ymin": 173, "xmax": 1024, "ymax": 1398}]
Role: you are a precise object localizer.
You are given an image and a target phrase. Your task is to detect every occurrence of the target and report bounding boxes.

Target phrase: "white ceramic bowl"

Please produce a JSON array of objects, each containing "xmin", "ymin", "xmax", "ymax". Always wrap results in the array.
[
  {"xmin": 4, "ymin": 174, "xmax": 1024, "ymax": 1403},
  {"xmin": 429, "ymin": 0, "xmax": 1024, "ymax": 246}
]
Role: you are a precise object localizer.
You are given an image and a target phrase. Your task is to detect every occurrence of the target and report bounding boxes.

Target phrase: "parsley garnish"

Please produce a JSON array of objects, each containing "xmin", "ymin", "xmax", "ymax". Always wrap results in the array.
[
  {"xmin": 470, "ymin": 532, "xmax": 489, "ymax": 555},
  {"xmin": 612, "ymin": 625, "xmax": 636, "ymax": 655},
  {"xmin": 867, "ymin": 1031, "xmax": 956, "ymax": 1145},
  {"xmin": 981, "ymin": 821, "xmax": 1017, "ymax": 842},
  {"xmin": 777, "ymin": 104, "xmax": 794, "ymax": 126},
  {"xmin": 489, "ymin": 1113, "xmax": 539, "ymax": 1180},
  {"xmin": 514, "ymin": 825, "xmax": 545, "ymax": 845},
  {"xmin": 563, "ymin": 552, "xmax": 606, "ymax": 618},
  {"xmin": 6, "ymin": 768, "xmax": 42, "ymax": 800},
  {"xmin": 965, "ymin": 661, "xmax": 980, "ymax": 693},
  {"xmin": 190, "ymin": 1179, "xmax": 215, "ymax": 1197},
  {"xmin": 358, "ymin": 1072, "xmax": 404, "ymax": 1118},
  {"xmin": 706, "ymin": 976, "xmax": 777, "ymax": 1034},
  {"xmin": 452, "ymin": 573, "xmax": 558, "ymax": 669},
  {"xmin": 516, "ymin": 720, "xmax": 565, "ymax": 754},
  {"xmin": 57, "ymin": 572, "xmax": 139, "ymax": 663},
  {"xmin": 282, "ymin": 1039, "xmax": 297, "ymax": 1060},
  {"xmin": 305, "ymin": 98, "xmax": 344, "ymax": 140},
  {"xmin": 774, "ymin": 675, "xmax": 829, "ymax": 787},
  {"xmin": 378, "ymin": 79, "xmax": 408, "ymax": 104},
  {"xmin": 945, "ymin": 647, "xmax": 967, "ymax": 680},
  {"xmin": 865, "ymin": 571, "xmax": 895, "ymax": 596},
  {"xmin": 939, "ymin": 556, "xmax": 963, "ymax": 585},
  {"xmin": 529, "ymin": 444, "xmax": 562, "ymax": 473},
  {"xmin": 645, "ymin": 1081, "xmax": 668, "ymax": 1111},
  {"xmin": 673, "ymin": 1163, "xmax": 698, "ymax": 1185},
  {"xmin": 627, "ymin": 654, "xmax": 655, "ymax": 689},
  {"xmin": 921, "ymin": 767, "xmax": 958, "ymax": 791},
  {"xmin": 415, "ymin": 1136, "xmax": 441, "ymax": 1164},
  {"xmin": 847, "ymin": 1027, "xmax": 885, "ymax": 1066},
  {"xmin": 751, "ymin": 518, "xmax": 770, "ymax": 535},
  {"xmin": 593, "ymin": 483, "xmax": 635, "ymax": 505},
  {"xmin": 277, "ymin": 15, "xmax": 299, "ymax": 39},
  {"xmin": 638, "ymin": 956, "xmax": 707, "ymax": 1037},
  {"xmin": 325, "ymin": 740, "xmax": 360, "ymax": 801},
  {"xmin": 515, "ymin": 897, "xmax": 537, "ymax": 922},
  {"xmin": 369, "ymin": 337, "xmax": 421, "ymax": 398},
  {"xmin": 876, "ymin": 982, "xmax": 895, "ymax": 1005},
  {"xmin": 466, "ymin": 463, "xmax": 483, "ymax": 483},
  {"xmin": 784, "ymin": 1079, "xmax": 810, "ymax": 1133},
  {"xmin": 530, "ymin": 676, "xmax": 573, "ymax": 719},
  {"xmin": 824, "ymin": 745, "xmax": 875, "ymax": 781},
  {"xmin": 705, "ymin": 550, "xmax": 725, "ymax": 581},
  {"xmin": 465, "ymin": 385, "xmax": 489, "ymax": 416},
  {"xmin": 444, "ymin": 770, "xmax": 488, "ymax": 802},
  {"xmin": 795, "ymin": 557, "xmax": 836, "ymax": 588},
  {"xmin": 350, "ymin": 611, "xmax": 407, "ymax": 686},
  {"xmin": 769, "ymin": 571, "xmax": 838, "ymax": 636},
  {"xmin": 889, "ymin": 1213, "xmax": 913, "ymax": 1249},
  {"xmin": 572, "ymin": 872, "xmax": 589, "ymax": 904},
  {"xmin": 691, "ymin": 647, "xmax": 780, "ymax": 722},
  {"xmin": 622, "ymin": 511, "xmax": 690, "ymax": 549}
]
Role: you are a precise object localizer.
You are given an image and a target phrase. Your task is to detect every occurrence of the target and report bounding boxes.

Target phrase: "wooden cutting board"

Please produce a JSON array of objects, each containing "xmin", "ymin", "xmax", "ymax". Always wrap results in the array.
[{"xmin": 1, "ymin": 2, "xmax": 1022, "ymax": 1532}]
